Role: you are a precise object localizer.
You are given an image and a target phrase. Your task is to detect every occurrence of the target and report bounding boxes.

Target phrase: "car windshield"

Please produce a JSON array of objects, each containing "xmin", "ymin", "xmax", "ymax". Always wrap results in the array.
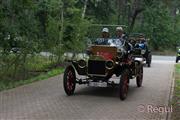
[
  {"xmin": 107, "ymin": 38, "xmax": 125, "ymax": 48},
  {"xmin": 92, "ymin": 38, "xmax": 125, "ymax": 48}
]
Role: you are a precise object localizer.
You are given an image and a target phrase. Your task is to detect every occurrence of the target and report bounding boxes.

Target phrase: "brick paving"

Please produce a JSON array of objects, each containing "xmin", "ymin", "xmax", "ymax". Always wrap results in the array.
[{"xmin": 0, "ymin": 60, "xmax": 174, "ymax": 120}]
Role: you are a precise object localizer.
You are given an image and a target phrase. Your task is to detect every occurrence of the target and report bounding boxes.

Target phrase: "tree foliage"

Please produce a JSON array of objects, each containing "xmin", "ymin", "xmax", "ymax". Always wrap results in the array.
[
  {"xmin": 1, "ymin": 0, "xmax": 179, "ymax": 53},
  {"xmin": 0, "ymin": 0, "xmax": 180, "ymax": 81}
]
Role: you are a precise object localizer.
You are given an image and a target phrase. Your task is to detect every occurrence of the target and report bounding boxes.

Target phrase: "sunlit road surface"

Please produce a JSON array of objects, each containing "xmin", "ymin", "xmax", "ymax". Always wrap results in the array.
[
  {"xmin": 0, "ymin": 55, "xmax": 175, "ymax": 120},
  {"xmin": 152, "ymin": 55, "xmax": 176, "ymax": 63}
]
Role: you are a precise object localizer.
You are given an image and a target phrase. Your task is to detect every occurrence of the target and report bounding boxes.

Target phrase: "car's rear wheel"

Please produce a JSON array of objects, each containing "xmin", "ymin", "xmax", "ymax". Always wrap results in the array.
[
  {"xmin": 63, "ymin": 66, "xmax": 76, "ymax": 96},
  {"xmin": 136, "ymin": 64, "xmax": 143, "ymax": 87},
  {"xmin": 119, "ymin": 69, "xmax": 129, "ymax": 100}
]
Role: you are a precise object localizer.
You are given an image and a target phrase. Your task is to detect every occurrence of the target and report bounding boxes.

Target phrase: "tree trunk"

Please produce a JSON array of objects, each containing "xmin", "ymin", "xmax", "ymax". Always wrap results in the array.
[
  {"xmin": 117, "ymin": 0, "xmax": 121, "ymax": 24},
  {"xmin": 22, "ymin": 53, "xmax": 27, "ymax": 80},
  {"xmin": 129, "ymin": 8, "xmax": 144, "ymax": 33},
  {"xmin": 82, "ymin": 0, "xmax": 88, "ymax": 19}
]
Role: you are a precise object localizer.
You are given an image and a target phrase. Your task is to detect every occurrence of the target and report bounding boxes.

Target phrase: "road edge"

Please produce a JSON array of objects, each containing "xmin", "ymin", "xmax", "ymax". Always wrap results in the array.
[{"xmin": 166, "ymin": 64, "xmax": 175, "ymax": 120}]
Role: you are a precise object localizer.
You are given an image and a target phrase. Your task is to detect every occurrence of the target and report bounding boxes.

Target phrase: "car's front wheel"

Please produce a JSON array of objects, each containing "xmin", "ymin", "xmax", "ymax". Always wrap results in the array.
[
  {"xmin": 119, "ymin": 69, "xmax": 129, "ymax": 100},
  {"xmin": 136, "ymin": 64, "xmax": 143, "ymax": 87},
  {"xmin": 63, "ymin": 66, "xmax": 76, "ymax": 96}
]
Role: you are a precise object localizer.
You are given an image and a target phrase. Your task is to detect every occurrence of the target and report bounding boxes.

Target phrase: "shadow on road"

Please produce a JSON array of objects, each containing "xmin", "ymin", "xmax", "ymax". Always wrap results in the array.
[{"xmin": 73, "ymin": 84, "xmax": 140, "ymax": 99}]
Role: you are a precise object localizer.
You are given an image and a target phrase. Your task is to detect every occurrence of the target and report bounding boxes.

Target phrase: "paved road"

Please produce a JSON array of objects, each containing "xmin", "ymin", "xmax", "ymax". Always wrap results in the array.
[
  {"xmin": 0, "ymin": 56, "xmax": 175, "ymax": 120},
  {"xmin": 153, "ymin": 55, "xmax": 176, "ymax": 62}
]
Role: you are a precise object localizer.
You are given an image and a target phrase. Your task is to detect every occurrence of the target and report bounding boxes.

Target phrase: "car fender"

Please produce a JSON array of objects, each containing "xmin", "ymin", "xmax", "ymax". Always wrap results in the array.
[
  {"xmin": 66, "ymin": 61, "xmax": 87, "ymax": 75},
  {"xmin": 65, "ymin": 62, "xmax": 77, "ymax": 73}
]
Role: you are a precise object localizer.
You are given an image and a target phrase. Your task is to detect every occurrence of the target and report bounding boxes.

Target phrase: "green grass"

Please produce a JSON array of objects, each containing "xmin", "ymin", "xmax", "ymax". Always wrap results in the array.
[
  {"xmin": 0, "ymin": 54, "xmax": 64, "ymax": 91},
  {"xmin": 0, "ymin": 67, "xmax": 64, "ymax": 91},
  {"xmin": 26, "ymin": 55, "xmax": 58, "ymax": 71},
  {"xmin": 176, "ymin": 64, "xmax": 180, "ymax": 73},
  {"xmin": 152, "ymin": 50, "xmax": 176, "ymax": 56},
  {"xmin": 171, "ymin": 64, "xmax": 180, "ymax": 120},
  {"xmin": 0, "ymin": 54, "xmax": 61, "ymax": 80}
]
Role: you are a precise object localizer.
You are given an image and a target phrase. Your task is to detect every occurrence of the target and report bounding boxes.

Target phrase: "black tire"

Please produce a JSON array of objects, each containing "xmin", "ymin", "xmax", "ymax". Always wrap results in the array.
[
  {"xmin": 136, "ymin": 64, "xmax": 143, "ymax": 87},
  {"xmin": 147, "ymin": 53, "xmax": 152, "ymax": 67},
  {"xmin": 119, "ymin": 69, "xmax": 129, "ymax": 100},
  {"xmin": 176, "ymin": 57, "xmax": 179, "ymax": 63},
  {"xmin": 63, "ymin": 66, "xmax": 76, "ymax": 96}
]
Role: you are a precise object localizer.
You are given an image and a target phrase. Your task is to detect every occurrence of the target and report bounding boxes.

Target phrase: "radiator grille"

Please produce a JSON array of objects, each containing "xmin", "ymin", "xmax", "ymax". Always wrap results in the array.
[{"xmin": 88, "ymin": 60, "xmax": 106, "ymax": 75}]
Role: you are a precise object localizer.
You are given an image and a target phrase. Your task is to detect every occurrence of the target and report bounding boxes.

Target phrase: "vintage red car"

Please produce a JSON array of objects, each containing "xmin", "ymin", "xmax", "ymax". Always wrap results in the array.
[{"xmin": 63, "ymin": 38, "xmax": 143, "ymax": 100}]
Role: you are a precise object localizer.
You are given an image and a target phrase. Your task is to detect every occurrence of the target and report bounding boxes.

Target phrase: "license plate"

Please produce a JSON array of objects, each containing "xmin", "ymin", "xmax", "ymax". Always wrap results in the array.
[
  {"xmin": 135, "ymin": 57, "xmax": 143, "ymax": 61},
  {"xmin": 88, "ymin": 82, "xmax": 107, "ymax": 87}
]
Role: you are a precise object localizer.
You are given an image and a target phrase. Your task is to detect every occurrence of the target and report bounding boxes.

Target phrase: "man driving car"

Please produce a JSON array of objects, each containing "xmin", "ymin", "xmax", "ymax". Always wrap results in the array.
[{"xmin": 94, "ymin": 28, "xmax": 110, "ymax": 45}]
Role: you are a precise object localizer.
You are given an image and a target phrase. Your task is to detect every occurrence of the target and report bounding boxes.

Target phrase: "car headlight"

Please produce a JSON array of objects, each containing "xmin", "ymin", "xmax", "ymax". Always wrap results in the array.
[
  {"xmin": 105, "ymin": 60, "xmax": 114, "ymax": 70},
  {"xmin": 141, "ymin": 50, "xmax": 146, "ymax": 54},
  {"xmin": 78, "ymin": 59, "xmax": 86, "ymax": 68}
]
